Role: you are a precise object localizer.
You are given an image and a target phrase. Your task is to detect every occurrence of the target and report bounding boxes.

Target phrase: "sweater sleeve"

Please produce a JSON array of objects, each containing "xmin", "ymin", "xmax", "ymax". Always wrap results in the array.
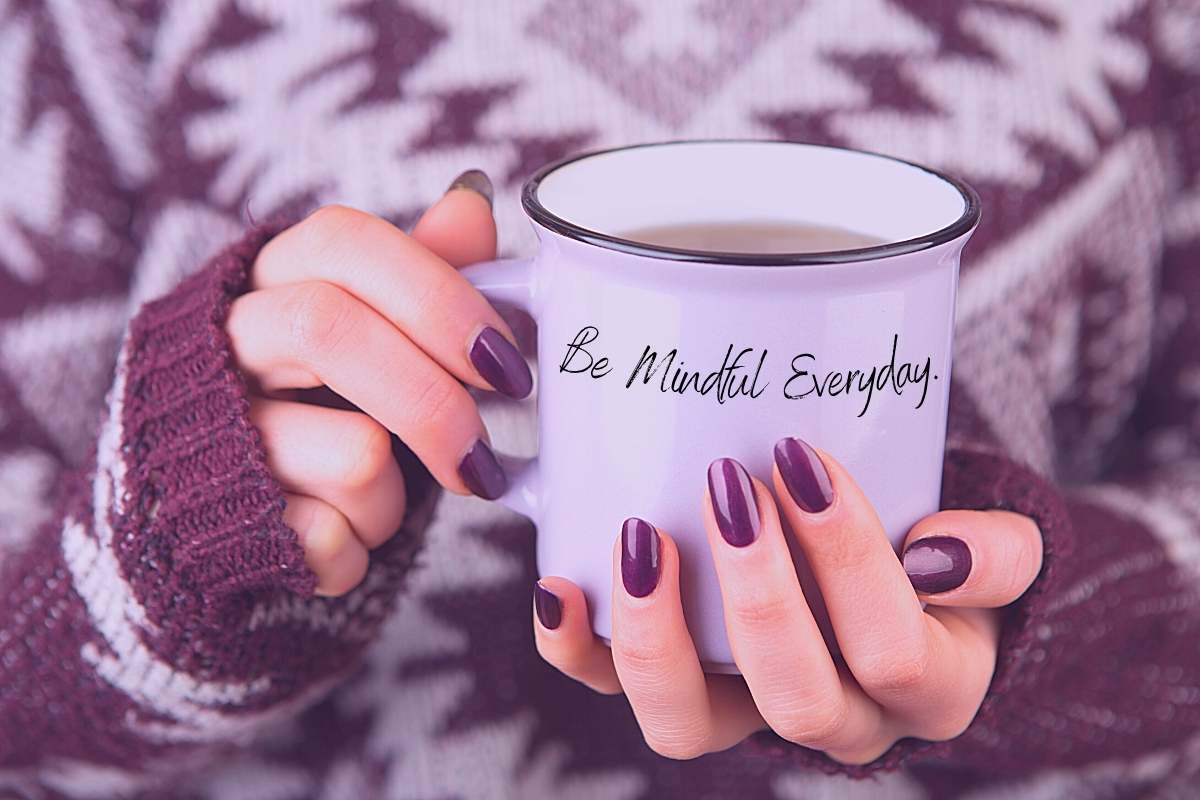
[
  {"xmin": 0, "ymin": 225, "xmax": 437, "ymax": 778},
  {"xmin": 750, "ymin": 412, "xmax": 1200, "ymax": 780},
  {"xmin": 750, "ymin": 230, "xmax": 1200, "ymax": 779},
  {"xmin": 747, "ymin": 18, "xmax": 1200, "ymax": 779},
  {"xmin": 913, "ymin": 233, "xmax": 1200, "ymax": 777}
]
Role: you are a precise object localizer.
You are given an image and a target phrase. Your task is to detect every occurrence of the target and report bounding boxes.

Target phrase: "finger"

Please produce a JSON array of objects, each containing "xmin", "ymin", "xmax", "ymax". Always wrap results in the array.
[
  {"xmin": 612, "ymin": 518, "xmax": 763, "ymax": 759},
  {"xmin": 410, "ymin": 169, "xmax": 498, "ymax": 268},
  {"xmin": 254, "ymin": 203, "xmax": 531, "ymax": 399},
  {"xmin": 532, "ymin": 577, "xmax": 621, "ymax": 695},
  {"xmin": 703, "ymin": 458, "xmax": 887, "ymax": 753},
  {"xmin": 228, "ymin": 283, "xmax": 502, "ymax": 498},
  {"xmin": 905, "ymin": 605, "xmax": 1000, "ymax": 742},
  {"xmin": 771, "ymin": 437, "xmax": 951, "ymax": 715},
  {"xmin": 250, "ymin": 398, "xmax": 406, "ymax": 548},
  {"xmin": 900, "ymin": 510, "xmax": 1044, "ymax": 607},
  {"xmin": 282, "ymin": 492, "xmax": 369, "ymax": 597}
]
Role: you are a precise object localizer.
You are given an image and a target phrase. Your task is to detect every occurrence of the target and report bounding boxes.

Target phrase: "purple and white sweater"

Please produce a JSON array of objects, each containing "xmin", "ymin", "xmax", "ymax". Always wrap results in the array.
[{"xmin": 1, "ymin": 1, "xmax": 1199, "ymax": 798}]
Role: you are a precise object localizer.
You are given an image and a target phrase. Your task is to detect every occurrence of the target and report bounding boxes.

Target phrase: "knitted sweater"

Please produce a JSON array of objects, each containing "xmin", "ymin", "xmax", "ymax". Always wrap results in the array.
[{"xmin": 0, "ymin": 1, "xmax": 1198, "ymax": 798}]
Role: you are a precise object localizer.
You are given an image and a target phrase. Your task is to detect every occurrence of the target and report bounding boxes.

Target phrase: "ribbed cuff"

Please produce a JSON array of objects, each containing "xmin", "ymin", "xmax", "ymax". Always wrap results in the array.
[
  {"xmin": 744, "ymin": 447, "xmax": 1073, "ymax": 777},
  {"xmin": 118, "ymin": 220, "xmax": 316, "ymax": 629}
]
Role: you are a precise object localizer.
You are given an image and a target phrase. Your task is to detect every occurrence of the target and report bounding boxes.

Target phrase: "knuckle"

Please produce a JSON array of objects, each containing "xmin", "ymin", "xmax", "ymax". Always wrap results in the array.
[
  {"xmin": 408, "ymin": 269, "xmax": 461, "ymax": 322},
  {"xmin": 726, "ymin": 590, "xmax": 797, "ymax": 637},
  {"xmin": 338, "ymin": 416, "xmax": 395, "ymax": 490},
  {"xmin": 856, "ymin": 646, "xmax": 933, "ymax": 695},
  {"xmin": 611, "ymin": 636, "xmax": 674, "ymax": 675},
  {"xmin": 820, "ymin": 533, "xmax": 877, "ymax": 573},
  {"xmin": 768, "ymin": 699, "xmax": 850, "ymax": 749},
  {"xmin": 302, "ymin": 204, "xmax": 372, "ymax": 254},
  {"xmin": 286, "ymin": 281, "xmax": 358, "ymax": 363},
  {"xmin": 404, "ymin": 373, "xmax": 464, "ymax": 431}
]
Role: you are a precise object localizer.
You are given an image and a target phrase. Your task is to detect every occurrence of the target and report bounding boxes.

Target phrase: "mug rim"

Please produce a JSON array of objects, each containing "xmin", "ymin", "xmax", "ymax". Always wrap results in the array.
[{"xmin": 521, "ymin": 139, "xmax": 981, "ymax": 267}]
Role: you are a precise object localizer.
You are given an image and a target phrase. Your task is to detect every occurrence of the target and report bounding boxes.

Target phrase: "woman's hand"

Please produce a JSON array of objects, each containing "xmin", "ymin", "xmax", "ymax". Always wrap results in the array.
[
  {"xmin": 226, "ymin": 171, "xmax": 530, "ymax": 596},
  {"xmin": 534, "ymin": 439, "xmax": 1044, "ymax": 763}
]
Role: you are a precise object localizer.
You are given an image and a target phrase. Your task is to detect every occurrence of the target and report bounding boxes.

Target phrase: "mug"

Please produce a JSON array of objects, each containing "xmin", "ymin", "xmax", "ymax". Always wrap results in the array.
[{"xmin": 463, "ymin": 140, "xmax": 980, "ymax": 672}]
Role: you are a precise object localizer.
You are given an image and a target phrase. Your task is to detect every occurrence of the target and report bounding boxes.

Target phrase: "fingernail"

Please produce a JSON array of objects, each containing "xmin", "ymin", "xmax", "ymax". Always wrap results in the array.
[
  {"xmin": 621, "ymin": 517, "xmax": 661, "ymax": 598},
  {"xmin": 470, "ymin": 326, "xmax": 533, "ymax": 399},
  {"xmin": 773, "ymin": 436, "xmax": 834, "ymax": 513},
  {"xmin": 903, "ymin": 536, "xmax": 972, "ymax": 594},
  {"xmin": 707, "ymin": 458, "xmax": 760, "ymax": 547},
  {"xmin": 458, "ymin": 438, "xmax": 508, "ymax": 500},
  {"xmin": 534, "ymin": 581, "xmax": 562, "ymax": 629},
  {"xmin": 447, "ymin": 168, "xmax": 493, "ymax": 207}
]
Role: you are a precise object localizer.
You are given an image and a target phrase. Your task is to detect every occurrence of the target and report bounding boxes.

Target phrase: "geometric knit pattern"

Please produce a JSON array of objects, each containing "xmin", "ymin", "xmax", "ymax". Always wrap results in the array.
[{"xmin": 0, "ymin": 1, "xmax": 1199, "ymax": 797}]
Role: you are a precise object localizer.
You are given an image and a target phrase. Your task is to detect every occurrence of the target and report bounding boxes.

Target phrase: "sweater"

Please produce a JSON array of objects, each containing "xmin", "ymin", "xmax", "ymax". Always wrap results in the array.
[{"xmin": 0, "ymin": 1, "xmax": 1198, "ymax": 798}]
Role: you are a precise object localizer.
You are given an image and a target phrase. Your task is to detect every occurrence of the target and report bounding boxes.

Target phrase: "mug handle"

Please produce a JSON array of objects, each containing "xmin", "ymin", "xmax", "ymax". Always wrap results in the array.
[{"xmin": 462, "ymin": 257, "xmax": 539, "ymax": 521}]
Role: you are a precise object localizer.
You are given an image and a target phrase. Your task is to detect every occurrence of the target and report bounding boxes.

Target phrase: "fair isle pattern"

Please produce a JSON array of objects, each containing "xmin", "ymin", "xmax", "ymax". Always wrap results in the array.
[{"xmin": 0, "ymin": 1, "xmax": 1198, "ymax": 799}]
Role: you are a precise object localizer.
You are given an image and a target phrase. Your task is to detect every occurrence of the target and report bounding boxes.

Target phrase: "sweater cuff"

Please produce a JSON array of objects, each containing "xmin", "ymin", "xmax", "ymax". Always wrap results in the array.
[
  {"xmin": 117, "ymin": 221, "xmax": 316, "ymax": 628},
  {"xmin": 744, "ymin": 447, "xmax": 1074, "ymax": 777},
  {"xmin": 930, "ymin": 447, "xmax": 1075, "ymax": 762}
]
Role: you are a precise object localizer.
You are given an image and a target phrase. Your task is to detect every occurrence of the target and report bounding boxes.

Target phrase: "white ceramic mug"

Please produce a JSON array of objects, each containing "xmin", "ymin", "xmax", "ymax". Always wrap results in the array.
[{"xmin": 465, "ymin": 140, "xmax": 980, "ymax": 671}]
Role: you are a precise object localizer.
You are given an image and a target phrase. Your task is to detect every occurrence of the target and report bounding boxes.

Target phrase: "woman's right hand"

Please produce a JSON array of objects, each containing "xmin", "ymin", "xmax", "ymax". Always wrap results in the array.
[
  {"xmin": 225, "ymin": 171, "xmax": 529, "ymax": 596},
  {"xmin": 533, "ymin": 448, "xmax": 1042, "ymax": 763}
]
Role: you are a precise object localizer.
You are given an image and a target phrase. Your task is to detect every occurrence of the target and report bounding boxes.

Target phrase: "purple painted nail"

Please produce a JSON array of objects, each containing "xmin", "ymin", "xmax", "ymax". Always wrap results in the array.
[
  {"xmin": 903, "ymin": 536, "xmax": 972, "ymax": 594},
  {"xmin": 470, "ymin": 326, "xmax": 533, "ymax": 400},
  {"xmin": 447, "ymin": 168, "xmax": 494, "ymax": 207},
  {"xmin": 707, "ymin": 458, "xmax": 760, "ymax": 547},
  {"xmin": 534, "ymin": 581, "xmax": 562, "ymax": 629},
  {"xmin": 773, "ymin": 436, "xmax": 834, "ymax": 513},
  {"xmin": 458, "ymin": 438, "xmax": 508, "ymax": 500},
  {"xmin": 621, "ymin": 517, "xmax": 661, "ymax": 598}
]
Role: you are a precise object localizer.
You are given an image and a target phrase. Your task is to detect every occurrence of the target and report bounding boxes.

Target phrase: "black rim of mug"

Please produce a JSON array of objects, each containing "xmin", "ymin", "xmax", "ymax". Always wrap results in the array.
[{"xmin": 521, "ymin": 139, "xmax": 982, "ymax": 267}]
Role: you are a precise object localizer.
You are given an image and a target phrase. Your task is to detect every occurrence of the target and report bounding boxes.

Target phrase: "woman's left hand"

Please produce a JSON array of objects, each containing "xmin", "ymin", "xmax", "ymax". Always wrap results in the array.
[{"xmin": 534, "ymin": 438, "xmax": 1044, "ymax": 763}]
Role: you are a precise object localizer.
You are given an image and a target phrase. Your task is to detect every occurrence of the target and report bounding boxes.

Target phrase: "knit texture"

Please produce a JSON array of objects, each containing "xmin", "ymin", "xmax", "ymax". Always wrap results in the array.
[
  {"xmin": 0, "ymin": 221, "xmax": 435, "ymax": 792},
  {"xmin": 1, "ymin": 1, "xmax": 1199, "ymax": 798},
  {"xmin": 121, "ymin": 222, "xmax": 314, "ymax": 624}
]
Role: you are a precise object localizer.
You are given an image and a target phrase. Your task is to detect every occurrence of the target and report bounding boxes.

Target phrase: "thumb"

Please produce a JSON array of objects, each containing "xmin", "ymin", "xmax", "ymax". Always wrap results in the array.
[
  {"xmin": 900, "ymin": 509, "xmax": 1044, "ymax": 607},
  {"xmin": 410, "ymin": 169, "xmax": 498, "ymax": 268}
]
